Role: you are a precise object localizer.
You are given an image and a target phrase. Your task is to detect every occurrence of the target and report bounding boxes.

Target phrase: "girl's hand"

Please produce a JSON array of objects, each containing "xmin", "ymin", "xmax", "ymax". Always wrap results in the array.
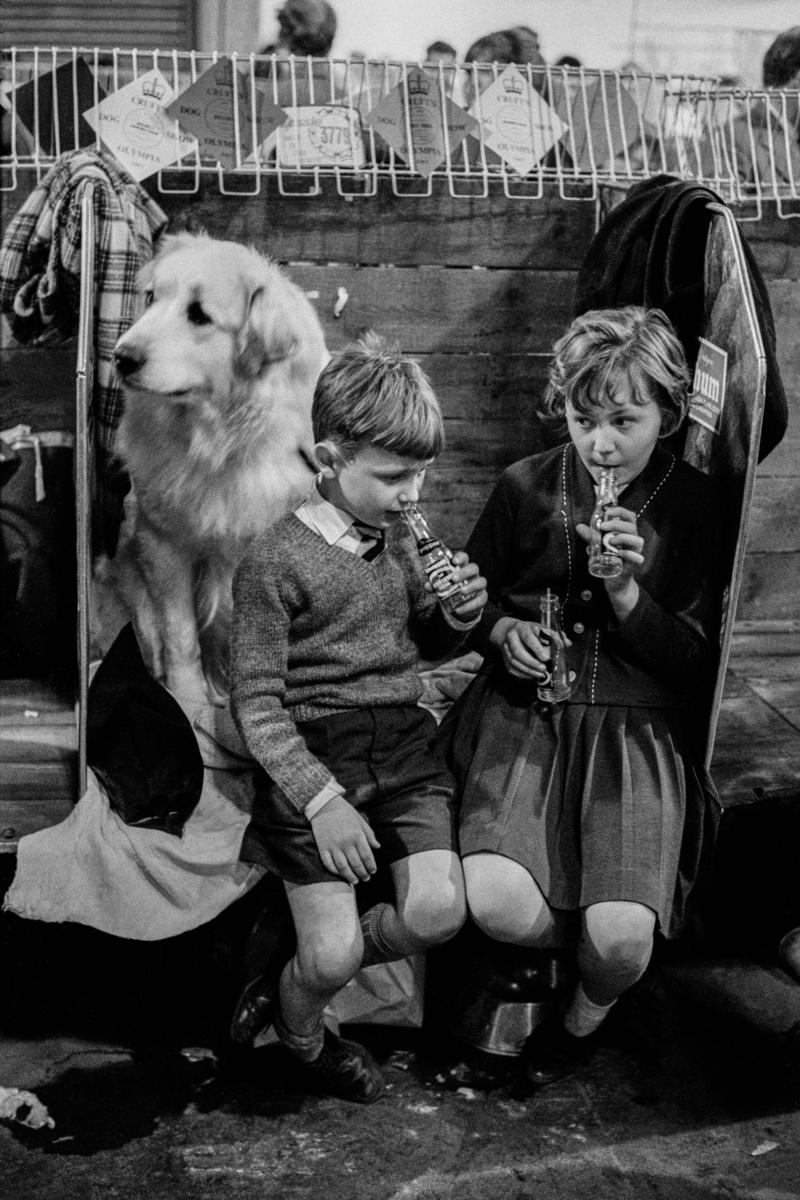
[
  {"xmin": 489, "ymin": 616, "xmax": 568, "ymax": 681},
  {"xmin": 576, "ymin": 504, "xmax": 643, "ymax": 617},
  {"xmin": 448, "ymin": 550, "xmax": 488, "ymax": 620}
]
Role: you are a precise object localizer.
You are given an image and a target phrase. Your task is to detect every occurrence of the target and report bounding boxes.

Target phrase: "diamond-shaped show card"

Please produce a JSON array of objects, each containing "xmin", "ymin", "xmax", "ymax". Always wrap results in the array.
[
  {"xmin": 363, "ymin": 68, "xmax": 477, "ymax": 176},
  {"xmin": 83, "ymin": 68, "xmax": 197, "ymax": 181},
  {"xmin": 12, "ymin": 58, "xmax": 107, "ymax": 155},
  {"xmin": 469, "ymin": 64, "xmax": 567, "ymax": 175},
  {"xmin": 164, "ymin": 57, "xmax": 286, "ymax": 169},
  {"xmin": 552, "ymin": 74, "xmax": 644, "ymax": 171}
]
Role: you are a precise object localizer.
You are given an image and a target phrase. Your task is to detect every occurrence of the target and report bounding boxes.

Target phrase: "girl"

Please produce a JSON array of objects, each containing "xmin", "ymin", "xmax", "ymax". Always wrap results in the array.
[{"xmin": 445, "ymin": 306, "xmax": 723, "ymax": 1086}]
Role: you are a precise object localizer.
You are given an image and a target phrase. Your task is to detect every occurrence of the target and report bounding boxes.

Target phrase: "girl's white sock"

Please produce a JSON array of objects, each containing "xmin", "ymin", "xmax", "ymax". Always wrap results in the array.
[{"xmin": 562, "ymin": 982, "xmax": 616, "ymax": 1038}]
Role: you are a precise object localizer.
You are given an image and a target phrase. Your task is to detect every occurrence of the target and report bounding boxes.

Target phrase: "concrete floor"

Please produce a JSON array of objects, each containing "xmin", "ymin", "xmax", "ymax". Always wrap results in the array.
[{"xmin": 3, "ymin": 876, "xmax": 800, "ymax": 1200}]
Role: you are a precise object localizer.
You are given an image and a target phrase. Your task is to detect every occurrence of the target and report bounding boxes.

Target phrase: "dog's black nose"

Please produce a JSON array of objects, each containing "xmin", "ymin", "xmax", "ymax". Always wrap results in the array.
[{"xmin": 114, "ymin": 348, "xmax": 145, "ymax": 379}]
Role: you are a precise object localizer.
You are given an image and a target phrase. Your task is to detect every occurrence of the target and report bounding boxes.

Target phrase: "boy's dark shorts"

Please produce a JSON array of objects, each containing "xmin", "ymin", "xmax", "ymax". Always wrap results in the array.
[{"xmin": 240, "ymin": 705, "xmax": 458, "ymax": 885}]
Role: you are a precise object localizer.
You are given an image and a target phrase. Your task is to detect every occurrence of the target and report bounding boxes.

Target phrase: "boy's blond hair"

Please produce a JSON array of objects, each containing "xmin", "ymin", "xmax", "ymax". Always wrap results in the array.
[
  {"xmin": 312, "ymin": 332, "xmax": 445, "ymax": 459},
  {"xmin": 540, "ymin": 306, "xmax": 691, "ymax": 436}
]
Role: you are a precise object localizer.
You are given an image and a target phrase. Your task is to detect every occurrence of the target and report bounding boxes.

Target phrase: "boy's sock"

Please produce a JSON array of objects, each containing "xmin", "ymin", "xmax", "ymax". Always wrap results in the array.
[
  {"xmin": 360, "ymin": 902, "xmax": 413, "ymax": 967},
  {"xmin": 273, "ymin": 1008, "xmax": 326, "ymax": 1062},
  {"xmin": 562, "ymin": 981, "xmax": 616, "ymax": 1038}
]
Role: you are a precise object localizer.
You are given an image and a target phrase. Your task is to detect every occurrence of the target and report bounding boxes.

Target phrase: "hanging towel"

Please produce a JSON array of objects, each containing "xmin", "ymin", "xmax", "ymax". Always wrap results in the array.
[{"xmin": 0, "ymin": 148, "xmax": 168, "ymax": 549}]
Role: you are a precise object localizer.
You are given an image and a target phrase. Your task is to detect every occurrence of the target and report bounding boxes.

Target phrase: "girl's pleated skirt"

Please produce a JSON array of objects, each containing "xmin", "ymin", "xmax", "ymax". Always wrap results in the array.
[{"xmin": 443, "ymin": 667, "xmax": 719, "ymax": 937}]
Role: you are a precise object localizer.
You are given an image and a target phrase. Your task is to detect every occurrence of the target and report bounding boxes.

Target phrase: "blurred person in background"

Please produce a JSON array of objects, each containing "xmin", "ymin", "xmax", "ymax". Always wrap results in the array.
[
  {"xmin": 256, "ymin": 0, "xmax": 342, "ymax": 106},
  {"xmin": 424, "ymin": 39, "xmax": 459, "ymax": 98},
  {"xmin": 732, "ymin": 25, "xmax": 800, "ymax": 190},
  {"xmin": 425, "ymin": 40, "xmax": 458, "ymax": 67},
  {"xmin": 462, "ymin": 27, "xmax": 548, "ymax": 109},
  {"xmin": 261, "ymin": 0, "xmax": 337, "ymax": 57}
]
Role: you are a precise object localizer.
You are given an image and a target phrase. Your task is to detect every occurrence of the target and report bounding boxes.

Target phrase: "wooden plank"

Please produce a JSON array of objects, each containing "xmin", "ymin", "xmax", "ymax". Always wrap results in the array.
[
  {"xmin": 735, "ymin": 551, "xmax": 800, "ymax": 622},
  {"xmin": 0, "ymin": 725, "xmax": 77, "ymax": 758},
  {"xmin": 712, "ymin": 673, "xmax": 800, "ymax": 802},
  {"xmin": 749, "ymin": 238, "xmax": 800, "ymax": 283},
  {"xmin": 755, "ymin": 425, "xmax": 800, "ymax": 478},
  {"xmin": 729, "ymin": 621, "xmax": 800, "ymax": 658},
  {"xmin": 420, "ymin": 353, "xmax": 552, "ymax": 421},
  {"xmin": 0, "ymin": 679, "xmax": 76, "ymax": 724},
  {"xmin": 293, "ymin": 265, "xmax": 576, "ymax": 353},
  {"xmin": 152, "ymin": 178, "xmax": 597, "ymax": 270},
  {"xmin": 0, "ymin": 792, "xmax": 76, "ymax": 850},
  {"xmin": 745, "ymin": 476, "xmax": 800, "ymax": 554}
]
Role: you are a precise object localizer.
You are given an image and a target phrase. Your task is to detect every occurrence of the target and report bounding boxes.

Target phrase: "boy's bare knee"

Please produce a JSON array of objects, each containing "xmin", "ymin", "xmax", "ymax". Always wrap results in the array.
[
  {"xmin": 400, "ymin": 886, "xmax": 466, "ymax": 949},
  {"xmin": 296, "ymin": 933, "xmax": 362, "ymax": 993}
]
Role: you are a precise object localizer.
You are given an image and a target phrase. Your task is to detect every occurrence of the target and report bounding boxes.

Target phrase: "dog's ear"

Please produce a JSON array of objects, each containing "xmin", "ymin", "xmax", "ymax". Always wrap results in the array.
[{"xmin": 235, "ymin": 285, "xmax": 298, "ymax": 380}]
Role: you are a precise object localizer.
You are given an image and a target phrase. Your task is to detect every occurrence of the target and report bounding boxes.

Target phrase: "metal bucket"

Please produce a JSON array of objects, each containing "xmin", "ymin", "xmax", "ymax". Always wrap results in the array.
[
  {"xmin": 450, "ymin": 950, "xmax": 571, "ymax": 1058},
  {"xmin": 455, "ymin": 991, "xmax": 555, "ymax": 1057}
]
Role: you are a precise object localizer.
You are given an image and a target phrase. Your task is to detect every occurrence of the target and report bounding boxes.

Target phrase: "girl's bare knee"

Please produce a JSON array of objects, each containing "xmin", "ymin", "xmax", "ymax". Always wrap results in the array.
[
  {"xmin": 582, "ymin": 903, "xmax": 655, "ymax": 977},
  {"xmin": 464, "ymin": 858, "xmax": 552, "ymax": 945}
]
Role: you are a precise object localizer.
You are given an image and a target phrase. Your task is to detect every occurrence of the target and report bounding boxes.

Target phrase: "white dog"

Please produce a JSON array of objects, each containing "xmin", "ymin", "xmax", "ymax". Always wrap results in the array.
[{"xmin": 106, "ymin": 232, "xmax": 328, "ymax": 702}]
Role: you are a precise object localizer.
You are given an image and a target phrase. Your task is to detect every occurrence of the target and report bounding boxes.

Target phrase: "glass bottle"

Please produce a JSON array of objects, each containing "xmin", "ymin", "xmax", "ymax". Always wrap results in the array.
[
  {"xmin": 400, "ymin": 502, "xmax": 467, "ymax": 617},
  {"xmin": 537, "ymin": 589, "xmax": 572, "ymax": 704},
  {"xmin": 587, "ymin": 467, "xmax": 623, "ymax": 579}
]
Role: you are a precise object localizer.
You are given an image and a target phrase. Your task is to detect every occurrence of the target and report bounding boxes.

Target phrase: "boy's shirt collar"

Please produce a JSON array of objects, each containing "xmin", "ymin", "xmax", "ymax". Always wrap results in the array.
[{"xmin": 295, "ymin": 483, "xmax": 383, "ymax": 545}]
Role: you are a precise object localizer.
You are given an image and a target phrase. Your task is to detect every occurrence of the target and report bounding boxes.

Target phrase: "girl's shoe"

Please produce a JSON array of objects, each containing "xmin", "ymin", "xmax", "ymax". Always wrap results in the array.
[
  {"xmin": 519, "ymin": 1016, "xmax": 596, "ymax": 1087},
  {"xmin": 300, "ymin": 1029, "xmax": 385, "ymax": 1104}
]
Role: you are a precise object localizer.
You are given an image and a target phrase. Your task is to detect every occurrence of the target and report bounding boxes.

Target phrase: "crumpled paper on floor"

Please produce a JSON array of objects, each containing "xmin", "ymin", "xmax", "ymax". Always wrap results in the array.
[{"xmin": 0, "ymin": 1086, "xmax": 55, "ymax": 1129}]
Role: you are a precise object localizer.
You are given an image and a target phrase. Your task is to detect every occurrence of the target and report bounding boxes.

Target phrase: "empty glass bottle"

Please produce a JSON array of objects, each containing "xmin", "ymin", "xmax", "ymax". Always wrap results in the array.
[
  {"xmin": 588, "ymin": 467, "xmax": 623, "ymax": 578},
  {"xmin": 537, "ymin": 589, "xmax": 572, "ymax": 704},
  {"xmin": 401, "ymin": 502, "xmax": 467, "ymax": 616}
]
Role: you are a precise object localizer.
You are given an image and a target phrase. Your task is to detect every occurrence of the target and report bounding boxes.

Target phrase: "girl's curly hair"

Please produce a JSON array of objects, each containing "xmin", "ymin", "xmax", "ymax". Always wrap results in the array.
[{"xmin": 539, "ymin": 306, "xmax": 691, "ymax": 436}]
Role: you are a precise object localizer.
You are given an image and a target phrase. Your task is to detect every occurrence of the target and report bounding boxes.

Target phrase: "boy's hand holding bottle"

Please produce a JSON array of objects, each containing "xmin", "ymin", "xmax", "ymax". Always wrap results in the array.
[{"xmin": 401, "ymin": 501, "xmax": 487, "ymax": 623}]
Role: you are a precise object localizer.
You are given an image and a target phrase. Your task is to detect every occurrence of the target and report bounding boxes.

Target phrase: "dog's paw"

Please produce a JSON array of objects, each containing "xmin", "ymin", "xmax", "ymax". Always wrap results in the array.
[{"xmin": 166, "ymin": 666, "xmax": 215, "ymax": 710}]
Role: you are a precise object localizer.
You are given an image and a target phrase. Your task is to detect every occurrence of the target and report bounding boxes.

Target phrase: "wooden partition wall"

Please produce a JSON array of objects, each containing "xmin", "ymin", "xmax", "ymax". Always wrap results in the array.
[
  {"xmin": 150, "ymin": 179, "xmax": 798, "ymax": 626},
  {"xmin": 2, "ymin": 179, "xmax": 798, "ymax": 624},
  {"xmin": 1, "ymin": 179, "xmax": 799, "ymax": 836}
]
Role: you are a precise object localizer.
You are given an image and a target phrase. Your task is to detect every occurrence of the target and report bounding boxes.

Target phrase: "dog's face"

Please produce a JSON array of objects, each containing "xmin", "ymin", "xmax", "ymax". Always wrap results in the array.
[{"xmin": 114, "ymin": 234, "xmax": 320, "ymax": 403}]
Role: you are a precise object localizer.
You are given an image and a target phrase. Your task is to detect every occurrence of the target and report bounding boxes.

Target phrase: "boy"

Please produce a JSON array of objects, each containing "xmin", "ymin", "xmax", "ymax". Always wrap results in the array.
[{"xmin": 229, "ymin": 334, "xmax": 487, "ymax": 1103}]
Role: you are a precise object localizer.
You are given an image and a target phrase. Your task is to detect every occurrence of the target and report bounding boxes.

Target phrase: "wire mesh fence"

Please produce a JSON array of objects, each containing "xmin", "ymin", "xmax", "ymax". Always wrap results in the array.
[{"xmin": 1, "ymin": 47, "xmax": 799, "ymax": 218}]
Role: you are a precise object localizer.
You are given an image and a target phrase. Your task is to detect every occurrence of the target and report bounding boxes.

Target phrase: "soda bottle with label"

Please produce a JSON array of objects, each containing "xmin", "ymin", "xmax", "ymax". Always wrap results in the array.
[
  {"xmin": 401, "ymin": 502, "xmax": 467, "ymax": 617},
  {"xmin": 588, "ymin": 467, "xmax": 623, "ymax": 578},
  {"xmin": 537, "ymin": 589, "xmax": 572, "ymax": 704}
]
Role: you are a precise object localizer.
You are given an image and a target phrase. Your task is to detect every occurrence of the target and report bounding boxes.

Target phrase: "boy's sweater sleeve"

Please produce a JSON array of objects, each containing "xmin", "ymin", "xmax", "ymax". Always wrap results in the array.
[{"xmin": 230, "ymin": 548, "xmax": 337, "ymax": 814}]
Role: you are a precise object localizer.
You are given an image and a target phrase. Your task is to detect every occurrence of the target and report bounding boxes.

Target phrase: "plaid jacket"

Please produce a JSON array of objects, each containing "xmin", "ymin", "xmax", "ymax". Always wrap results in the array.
[{"xmin": 0, "ymin": 149, "xmax": 168, "ymax": 542}]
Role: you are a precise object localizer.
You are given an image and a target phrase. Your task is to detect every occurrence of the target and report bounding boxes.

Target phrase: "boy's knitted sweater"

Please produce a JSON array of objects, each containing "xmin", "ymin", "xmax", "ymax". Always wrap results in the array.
[{"xmin": 231, "ymin": 513, "xmax": 467, "ymax": 813}]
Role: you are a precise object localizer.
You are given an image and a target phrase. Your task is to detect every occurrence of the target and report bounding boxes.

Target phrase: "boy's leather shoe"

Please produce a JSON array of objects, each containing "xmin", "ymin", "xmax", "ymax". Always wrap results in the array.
[
  {"xmin": 230, "ymin": 970, "xmax": 281, "ymax": 1045},
  {"xmin": 300, "ymin": 1029, "xmax": 385, "ymax": 1104},
  {"xmin": 230, "ymin": 892, "xmax": 296, "ymax": 1046},
  {"xmin": 520, "ymin": 1017, "xmax": 596, "ymax": 1087}
]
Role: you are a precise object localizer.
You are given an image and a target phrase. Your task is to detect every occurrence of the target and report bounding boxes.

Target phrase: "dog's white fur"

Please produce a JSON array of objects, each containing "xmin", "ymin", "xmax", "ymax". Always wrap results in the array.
[{"xmin": 104, "ymin": 232, "xmax": 328, "ymax": 702}]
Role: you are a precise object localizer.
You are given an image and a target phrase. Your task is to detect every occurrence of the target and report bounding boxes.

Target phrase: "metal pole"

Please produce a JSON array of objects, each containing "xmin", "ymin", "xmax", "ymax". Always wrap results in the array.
[{"xmin": 75, "ymin": 182, "xmax": 96, "ymax": 799}]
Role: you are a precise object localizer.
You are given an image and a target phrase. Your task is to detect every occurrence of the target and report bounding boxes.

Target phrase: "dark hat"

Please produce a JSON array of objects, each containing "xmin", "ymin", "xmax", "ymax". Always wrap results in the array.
[{"xmin": 87, "ymin": 623, "xmax": 204, "ymax": 835}]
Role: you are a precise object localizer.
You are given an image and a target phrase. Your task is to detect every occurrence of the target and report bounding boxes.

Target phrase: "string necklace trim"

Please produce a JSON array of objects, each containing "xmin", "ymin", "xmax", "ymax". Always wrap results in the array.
[{"xmin": 559, "ymin": 445, "xmax": 676, "ymax": 701}]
